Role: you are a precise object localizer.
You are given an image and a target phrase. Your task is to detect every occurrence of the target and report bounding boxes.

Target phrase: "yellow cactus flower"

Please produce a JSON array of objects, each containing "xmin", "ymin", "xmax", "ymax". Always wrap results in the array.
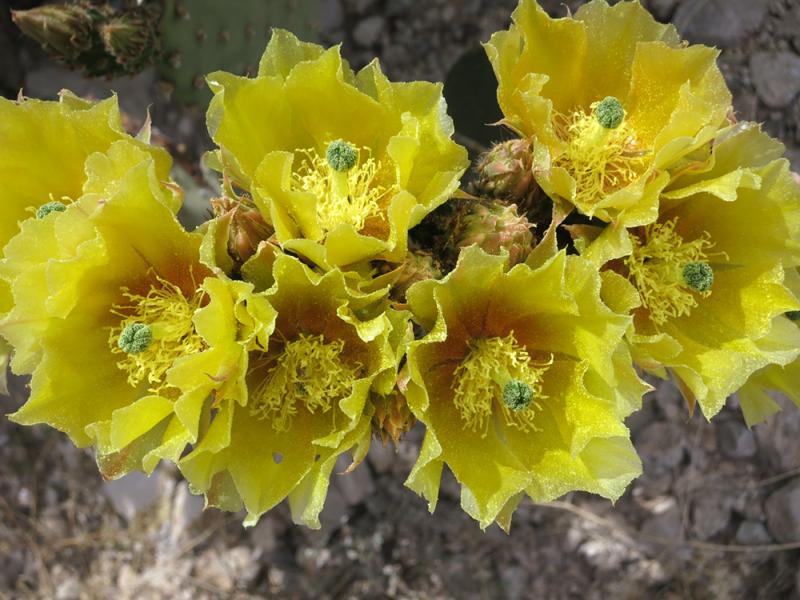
[
  {"xmin": 737, "ymin": 268, "xmax": 800, "ymax": 426},
  {"xmin": 405, "ymin": 246, "xmax": 647, "ymax": 530},
  {"xmin": 0, "ymin": 91, "xmax": 172, "ymax": 251},
  {"xmin": 205, "ymin": 29, "xmax": 468, "ymax": 268},
  {"xmin": 485, "ymin": 0, "xmax": 731, "ymax": 225},
  {"xmin": 0, "ymin": 92, "xmax": 172, "ymax": 390},
  {"xmin": 1, "ymin": 141, "xmax": 210, "ymax": 477},
  {"xmin": 738, "ymin": 349, "xmax": 800, "ymax": 427},
  {"xmin": 581, "ymin": 124, "xmax": 800, "ymax": 419},
  {"xmin": 179, "ymin": 254, "xmax": 409, "ymax": 527}
]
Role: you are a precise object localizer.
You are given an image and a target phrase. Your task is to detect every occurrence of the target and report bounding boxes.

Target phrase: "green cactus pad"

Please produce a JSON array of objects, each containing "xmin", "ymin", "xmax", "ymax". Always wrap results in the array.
[{"xmin": 159, "ymin": 0, "xmax": 320, "ymax": 106}]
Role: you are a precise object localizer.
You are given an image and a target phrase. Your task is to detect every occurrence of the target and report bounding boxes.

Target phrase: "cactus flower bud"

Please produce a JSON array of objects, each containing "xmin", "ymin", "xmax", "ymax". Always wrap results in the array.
[
  {"xmin": 473, "ymin": 138, "xmax": 536, "ymax": 204},
  {"xmin": 452, "ymin": 200, "xmax": 534, "ymax": 266},
  {"xmin": 12, "ymin": 6, "xmax": 94, "ymax": 61},
  {"xmin": 99, "ymin": 12, "xmax": 159, "ymax": 73},
  {"xmin": 211, "ymin": 196, "xmax": 274, "ymax": 265},
  {"xmin": 386, "ymin": 250, "xmax": 443, "ymax": 302},
  {"xmin": 372, "ymin": 390, "xmax": 415, "ymax": 447}
]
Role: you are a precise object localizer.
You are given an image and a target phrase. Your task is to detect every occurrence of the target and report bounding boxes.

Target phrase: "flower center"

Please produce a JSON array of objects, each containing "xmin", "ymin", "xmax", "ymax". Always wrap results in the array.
[
  {"xmin": 249, "ymin": 333, "xmax": 361, "ymax": 433},
  {"xmin": 553, "ymin": 97, "xmax": 650, "ymax": 210},
  {"xmin": 625, "ymin": 219, "xmax": 716, "ymax": 326},
  {"xmin": 292, "ymin": 141, "xmax": 394, "ymax": 234},
  {"xmin": 451, "ymin": 332, "xmax": 550, "ymax": 437},
  {"xmin": 109, "ymin": 275, "xmax": 206, "ymax": 393},
  {"xmin": 36, "ymin": 201, "xmax": 67, "ymax": 219}
]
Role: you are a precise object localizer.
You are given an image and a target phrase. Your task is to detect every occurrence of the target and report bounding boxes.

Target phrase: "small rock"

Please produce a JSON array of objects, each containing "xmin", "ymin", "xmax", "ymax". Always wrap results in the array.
[
  {"xmin": 735, "ymin": 520, "xmax": 772, "ymax": 545},
  {"xmin": 169, "ymin": 481, "xmax": 205, "ymax": 545},
  {"xmin": 55, "ymin": 576, "xmax": 80, "ymax": 600},
  {"xmin": 367, "ymin": 442, "xmax": 395, "ymax": 474},
  {"xmin": 641, "ymin": 499, "xmax": 682, "ymax": 542},
  {"xmin": 103, "ymin": 470, "xmax": 163, "ymax": 522},
  {"xmin": 765, "ymin": 479, "xmax": 800, "ymax": 543},
  {"xmin": 750, "ymin": 51, "xmax": 800, "ymax": 108},
  {"xmin": 385, "ymin": 0, "xmax": 413, "ymax": 17},
  {"xmin": 691, "ymin": 494, "xmax": 731, "ymax": 540},
  {"xmin": 249, "ymin": 513, "xmax": 288, "ymax": 555},
  {"xmin": 319, "ymin": 0, "xmax": 344, "ymax": 30},
  {"xmin": 335, "ymin": 460, "xmax": 375, "ymax": 506},
  {"xmin": 674, "ymin": 0, "xmax": 767, "ymax": 47},
  {"xmin": 646, "ymin": 0, "xmax": 679, "ymax": 21},
  {"xmin": 717, "ymin": 421, "xmax": 757, "ymax": 459},
  {"xmin": 635, "ymin": 422, "xmax": 685, "ymax": 472},
  {"xmin": 732, "ymin": 89, "xmax": 759, "ymax": 122},
  {"xmin": 499, "ymin": 565, "xmax": 529, "ymax": 600},
  {"xmin": 353, "ymin": 15, "xmax": 385, "ymax": 47},
  {"xmin": 755, "ymin": 395, "xmax": 800, "ymax": 470}
]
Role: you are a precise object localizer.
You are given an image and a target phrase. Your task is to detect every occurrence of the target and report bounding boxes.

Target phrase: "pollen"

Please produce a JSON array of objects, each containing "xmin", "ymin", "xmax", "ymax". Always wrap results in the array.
[
  {"xmin": 108, "ymin": 275, "xmax": 206, "ymax": 393},
  {"xmin": 292, "ymin": 143, "xmax": 395, "ymax": 234},
  {"xmin": 625, "ymin": 219, "xmax": 717, "ymax": 326},
  {"xmin": 249, "ymin": 333, "xmax": 361, "ymax": 433},
  {"xmin": 553, "ymin": 98, "xmax": 650, "ymax": 211},
  {"xmin": 451, "ymin": 332, "xmax": 550, "ymax": 437}
]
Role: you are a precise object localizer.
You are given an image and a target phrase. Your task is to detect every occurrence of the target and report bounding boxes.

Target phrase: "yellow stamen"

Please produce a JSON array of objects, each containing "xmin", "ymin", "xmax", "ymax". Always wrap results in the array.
[
  {"xmin": 292, "ymin": 143, "xmax": 395, "ymax": 234},
  {"xmin": 108, "ymin": 275, "xmax": 206, "ymax": 393},
  {"xmin": 250, "ymin": 333, "xmax": 361, "ymax": 433},
  {"xmin": 553, "ymin": 99, "xmax": 650, "ymax": 210},
  {"xmin": 451, "ymin": 332, "xmax": 550, "ymax": 437},
  {"xmin": 625, "ymin": 219, "xmax": 716, "ymax": 326}
]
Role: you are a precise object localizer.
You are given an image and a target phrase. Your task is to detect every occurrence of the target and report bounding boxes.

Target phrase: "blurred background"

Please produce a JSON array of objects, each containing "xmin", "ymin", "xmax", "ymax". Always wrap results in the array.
[{"xmin": 1, "ymin": 0, "xmax": 800, "ymax": 598}]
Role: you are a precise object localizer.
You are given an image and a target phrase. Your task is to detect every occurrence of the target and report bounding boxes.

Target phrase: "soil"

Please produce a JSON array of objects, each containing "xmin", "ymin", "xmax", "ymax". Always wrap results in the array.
[{"xmin": 2, "ymin": 0, "xmax": 800, "ymax": 599}]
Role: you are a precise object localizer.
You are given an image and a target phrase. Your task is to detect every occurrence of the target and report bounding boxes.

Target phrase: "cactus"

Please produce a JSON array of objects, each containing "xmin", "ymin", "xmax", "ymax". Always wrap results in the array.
[
  {"xmin": 158, "ymin": 0, "xmax": 319, "ymax": 105},
  {"xmin": 12, "ymin": 0, "xmax": 320, "ymax": 104}
]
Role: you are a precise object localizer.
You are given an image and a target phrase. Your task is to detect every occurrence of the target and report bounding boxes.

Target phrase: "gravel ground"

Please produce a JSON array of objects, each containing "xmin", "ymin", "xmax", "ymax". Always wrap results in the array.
[{"xmin": 2, "ymin": 0, "xmax": 800, "ymax": 598}]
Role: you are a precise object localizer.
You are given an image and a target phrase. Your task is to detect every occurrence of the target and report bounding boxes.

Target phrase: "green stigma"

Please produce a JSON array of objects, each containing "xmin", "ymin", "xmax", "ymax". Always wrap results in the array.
[
  {"xmin": 786, "ymin": 310, "xmax": 800, "ymax": 321},
  {"xmin": 594, "ymin": 96, "xmax": 625, "ymax": 129},
  {"xmin": 502, "ymin": 379, "xmax": 533, "ymax": 412},
  {"xmin": 118, "ymin": 323, "xmax": 153, "ymax": 354},
  {"xmin": 326, "ymin": 139, "xmax": 358, "ymax": 172},
  {"xmin": 682, "ymin": 261, "xmax": 714, "ymax": 293},
  {"xmin": 36, "ymin": 201, "xmax": 67, "ymax": 219}
]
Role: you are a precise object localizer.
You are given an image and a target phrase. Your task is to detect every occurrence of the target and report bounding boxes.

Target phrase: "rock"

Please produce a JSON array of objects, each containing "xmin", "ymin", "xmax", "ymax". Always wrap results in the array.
[
  {"xmin": 732, "ymin": 89, "xmax": 759, "ymax": 122},
  {"xmin": 765, "ymin": 479, "xmax": 800, "ymax": 543},
  {"xmin": 735, "ymin": 520, "xmax": 772, "ymax": 545},
  {"xmin": 674, "ymin": 0, "xmax": 768, "ymax": 48},
  {"xmin": 635, "ymin": 422, "xmax": 686, "ymax": 472},
  {"xmin": 717, "ymin": 421, "xmax": 757, "ymax": 459},
  {"xmin": 103, "ymin": 470, "xmax": 163, "ymax": 522},
  {"xmin": 641, "ymin": 498, "xmax": 682, "ymax": 542},
  {"xmin": 318, "ymin": 0, "xmax": 344, "ymax": 30},
  {"xmin": 367, "ymin": 442, "xmax": 396, "ymax": 474},
  {"xmin": 750, "ymin": 52, "xmax": 800, "ymax": 108},
  {"xmin": 169, "ymin": 481, "xmax": 205, "ymax": 545},
  {"xmin": 335, "ymin": 459, "xmax": 376, "ymax": 506},
  {"xmin": 499, "ymin": 565, "xmax": 529, "ymax": 600},
  {"xmin": 385, "ymin": 0, "xmax": 413, "ymax": 17},
  {"xmin": 353, "ymin": 15, "xmax": 385, "ymax": 47},
  {"xmin": 755, "ymin": 395, "xmax": 800, "ymax": 470},
  {"xmin": 691, "ymin": 494, "xmax": 731, "ymax": 540},
  {"xmin": 55, "ymin": 575, "xmax": 80, "ymax": 600},
  {"xmin": 249, "ymin": 514, "xmax": 289, "ymax": 555},
  {"xmin": 646, "ymin": 0, "xmax": 679, "ymax": 21}
]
